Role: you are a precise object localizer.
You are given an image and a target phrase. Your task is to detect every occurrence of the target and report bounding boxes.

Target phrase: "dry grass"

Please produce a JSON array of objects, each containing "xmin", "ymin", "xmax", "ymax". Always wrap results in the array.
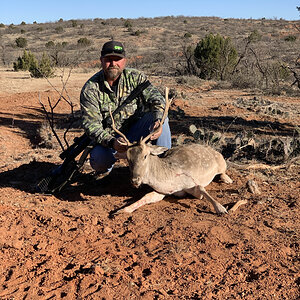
[{"xmin": 1, "ymin": 17, "xmax": 299, "ymax": 71}]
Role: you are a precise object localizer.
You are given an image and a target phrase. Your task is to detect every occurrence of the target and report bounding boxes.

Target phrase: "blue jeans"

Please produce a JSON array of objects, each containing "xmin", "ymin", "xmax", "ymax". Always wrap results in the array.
[{"xmin": 90, "ymin": 113, "xmax": 172, "ymax": 173}]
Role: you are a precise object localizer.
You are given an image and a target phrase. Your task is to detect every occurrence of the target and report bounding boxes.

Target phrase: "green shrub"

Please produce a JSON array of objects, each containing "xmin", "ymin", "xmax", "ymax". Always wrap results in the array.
[
  {"xmin": 248, "ymin": 30, "xmax": 262, "ymax": 42},
  {"xmin": 194, "ymin": 33, "xmax": 238, "ymax": 80},
  {"xmin": 284, "ymin": 35, "xmax": 296, "ymax": 42},
  {"xmin": 71, "ymin": 20, "xmax": 78, "ymax": 27},
  {"xmin": 30, "ymin": 52, "xmax": 54, "ymax": 78},
  {"xmin": 61, "ymin": 41, "xmax": 68, "ymax": 47},
  {"xmin": 20, "ymin": 21, "xmax": 26, "ymax": 25},
  {"xmin": 0, "ymin": 23, "xmax": 5, "ymax": 28},
  {"xmin": 77, "ymin": 37, "xmax": 92, "ymax": 47},
  {"xmin": 184, "ymin": 32, "xmax": 192, "ymax": 38},
  {"xmin": 20, "ymin": 29, "xmax": 26, "ymax": 34},
  {"xmin": 132, "ymin": 30, "xmax": 141, "ymax": 36},
  {"xmin": 55, "ymin": 26, "xmax": 64, "ymax": 33},
  {"xmin": 132, "ymin": 29, "xmax": 147, "ymax": 36},
  {"xmin": 15, "ymin": 37, "xmax": 28, "ymax": 48},
  {"xmin": 13, "ymin": 50, "xmax": 37, "ymax": 71},
  {"xmin": 124, "ymin": 19, "xmax": 132, "ymax": 29},
  {"xmin": 45, "ymin": 41, "xmax": 55, "ymax": 48},
  {"xmin": 13, "ymin": 50, "xmax": 54, "ymax": 78}
]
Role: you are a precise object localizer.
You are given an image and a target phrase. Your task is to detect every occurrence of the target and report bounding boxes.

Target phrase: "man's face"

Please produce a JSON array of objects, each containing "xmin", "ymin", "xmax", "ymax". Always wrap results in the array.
[{"xmin": 101, "ymin": 55, "xmax": 126, "ymax": 82}]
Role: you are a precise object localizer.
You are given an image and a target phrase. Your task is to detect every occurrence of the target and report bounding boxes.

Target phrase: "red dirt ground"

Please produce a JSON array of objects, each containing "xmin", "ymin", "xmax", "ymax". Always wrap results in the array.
[{"xmin": 0, "ymin": 69, "xmax": 299, "ymax": 299}]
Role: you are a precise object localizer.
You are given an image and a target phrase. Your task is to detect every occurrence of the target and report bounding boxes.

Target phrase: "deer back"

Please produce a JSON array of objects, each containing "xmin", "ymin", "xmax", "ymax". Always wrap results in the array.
[{"xmin": 129, "ymin": 143, "xmax": 227, "ymax": 194}]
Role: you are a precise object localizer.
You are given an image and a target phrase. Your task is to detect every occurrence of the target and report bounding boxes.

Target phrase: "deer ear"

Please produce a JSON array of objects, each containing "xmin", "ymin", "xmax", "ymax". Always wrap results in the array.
[{"xmin": 148, "ymin": 144, "xmax": 169, "ymax": 156}]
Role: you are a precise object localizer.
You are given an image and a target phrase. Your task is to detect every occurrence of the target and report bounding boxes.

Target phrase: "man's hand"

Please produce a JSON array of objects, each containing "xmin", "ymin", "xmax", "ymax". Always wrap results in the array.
[
  {"xmin": 113, "ymin": 137, "xmax": 128, "ymax": 152},
  {"xmin": 150, "ymin": 120, "xmax": 163, "ymax": 140}
]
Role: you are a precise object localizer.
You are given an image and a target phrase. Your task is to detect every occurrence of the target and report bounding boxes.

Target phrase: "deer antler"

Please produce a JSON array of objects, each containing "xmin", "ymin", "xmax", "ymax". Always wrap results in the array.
[
  {"xmin": 141, "ymin": 87, "xmax": 170, "ymax": 144},
  {"xmin": 109, "ymin": 107, "xmax": 132, "ymax": 146}
]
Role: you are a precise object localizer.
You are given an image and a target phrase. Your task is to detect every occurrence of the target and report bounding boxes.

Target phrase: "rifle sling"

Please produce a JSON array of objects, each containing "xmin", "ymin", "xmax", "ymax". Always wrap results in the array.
[{"xmin": 102, "ymin": 80, "xmax": 151, "ymax": 128}]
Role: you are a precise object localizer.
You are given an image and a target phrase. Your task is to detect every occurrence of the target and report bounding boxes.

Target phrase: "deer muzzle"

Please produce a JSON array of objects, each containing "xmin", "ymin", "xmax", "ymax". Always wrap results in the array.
[{"xmin": 131, "ymin": 177, "xmax": 142, "ymax": 188}]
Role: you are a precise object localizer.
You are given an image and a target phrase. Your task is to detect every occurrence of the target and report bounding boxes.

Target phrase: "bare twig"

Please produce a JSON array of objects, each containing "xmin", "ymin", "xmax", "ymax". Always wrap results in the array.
[
  {"xmin": 229, "ymin": 200, "xmax": 248, "ymax": 213},
  {"xmin": 286, "ymin": 65, "xmax": 300, "ymax": 89},
  {"xmin": 39, "ymin": 93, "xmax": 65, "ymax": 151},
  {"xmin": 38, "ymin": 67, "xmax": 79, "ymax": 150},
  {"xmin": 232, "ymin": 39, "xmax": 251, "ymax": 74},
  {"xmin": 293, "ymin": 23, "xmax": 300, "ymax": 33},
  {"xmin": 249, "ymin": 47, "xmax": 269, "ymax": 88}
]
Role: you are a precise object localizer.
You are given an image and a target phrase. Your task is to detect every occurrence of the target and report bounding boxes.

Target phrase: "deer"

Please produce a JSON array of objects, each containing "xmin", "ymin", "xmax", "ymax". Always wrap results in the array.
[{"xmin": 110, "ymin": 88, "xmax": 235, "ymax": 215}]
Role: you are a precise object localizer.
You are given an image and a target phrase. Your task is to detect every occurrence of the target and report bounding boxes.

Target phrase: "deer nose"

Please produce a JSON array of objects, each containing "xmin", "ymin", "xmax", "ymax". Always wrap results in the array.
[{"xmin": 131, "ymin": 177, "xmax": 141, "ymax": 188}]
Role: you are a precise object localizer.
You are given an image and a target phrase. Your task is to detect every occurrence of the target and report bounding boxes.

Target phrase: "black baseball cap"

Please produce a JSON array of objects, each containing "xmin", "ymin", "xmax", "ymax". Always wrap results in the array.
[{"xmin": 101, "ymin": 41, "xmax": 126, "ymax": 58}]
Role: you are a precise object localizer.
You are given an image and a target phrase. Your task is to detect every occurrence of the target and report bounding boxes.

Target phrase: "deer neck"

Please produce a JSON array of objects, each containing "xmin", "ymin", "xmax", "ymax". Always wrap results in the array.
[{"xmin": 143, "ymin": 155, "xmax": 173, "ymax": 190}]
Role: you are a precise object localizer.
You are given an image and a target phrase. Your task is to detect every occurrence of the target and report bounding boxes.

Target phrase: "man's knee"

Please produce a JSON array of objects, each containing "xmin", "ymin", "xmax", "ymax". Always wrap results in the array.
[
  {"xmin": 90, "ymin": 145, "xmax": 116, "ymax": 173},
  {"xmin": 156, "ymin": 118, "xmax": 172, "ymax": 149}
]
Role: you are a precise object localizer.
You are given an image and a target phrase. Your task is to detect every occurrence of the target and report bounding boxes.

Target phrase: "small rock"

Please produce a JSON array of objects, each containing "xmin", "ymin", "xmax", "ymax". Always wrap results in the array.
[
  {"xmin": 189, "ymin": 124, "xmax": 198, "ymax": 135},
  {"xmin": 247, "ymin": 179, "xmax": 261, "ymax": 194},
  {"xmin": 92, "ymin": 217, "xmax": 98, "ymax": 226},
  {"xmin": 103, "ymin": 227, "xmax": 112, "ymax": 234}
]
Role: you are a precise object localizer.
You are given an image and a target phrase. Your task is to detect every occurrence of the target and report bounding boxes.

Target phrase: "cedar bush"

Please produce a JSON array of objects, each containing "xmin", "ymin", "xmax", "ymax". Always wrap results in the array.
[
  {"xmin": 13, "ymin": 50, "xmax": 37, "ymax": 71},
  {"xmin": 13, "ymin": 50, "xmax": 54, "ymax": 78},
  {"xmin": 45, "ymin": 41, "xmax": 55, "ymax": 48},
  {"xmin": 15, "ymin": 37, "xmax": 28, "ymax": 48},
  {"xmin": 55, "ymin": 26, "xmax": 64, "ymax": 33},
  {"xmin": 284, "ymin": 35, "xmax": 296, "ymax": 42},
  {"xmin": 30, "ymin": 52, "xmax": 54, "ymax": 78},
  {"xmin": 194, "ymin": 33, "xmax": 238, "ymax": 80},
  {"xmin": 77, "ymin": 37, "xmax": 92, "ymax": 47}
]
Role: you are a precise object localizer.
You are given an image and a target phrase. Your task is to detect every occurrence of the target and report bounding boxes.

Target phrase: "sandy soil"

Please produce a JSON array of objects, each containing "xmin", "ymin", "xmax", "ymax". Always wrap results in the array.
[{"xmin": 0, "ymin": 68, "xmax": 299, "ymax": 299}]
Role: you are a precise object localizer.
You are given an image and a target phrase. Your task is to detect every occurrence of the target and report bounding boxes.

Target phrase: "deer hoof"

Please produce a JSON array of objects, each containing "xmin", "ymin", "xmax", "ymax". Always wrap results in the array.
[{"xmin": 215, "ymin": 204, "xmax": 228, "ymax": 215}]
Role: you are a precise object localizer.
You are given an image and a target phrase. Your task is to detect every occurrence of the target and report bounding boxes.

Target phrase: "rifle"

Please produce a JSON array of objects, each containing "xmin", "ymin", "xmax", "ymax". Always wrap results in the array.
[{"xmin": 36, "ymin": 80, "xmax": 151, "ymax": 194}]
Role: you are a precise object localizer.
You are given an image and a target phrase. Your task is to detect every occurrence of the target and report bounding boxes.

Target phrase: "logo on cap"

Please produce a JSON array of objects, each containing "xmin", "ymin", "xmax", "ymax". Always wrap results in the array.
[{"xmin": 114, "ymin": 46, "xmax": 123, "ymax": 51}]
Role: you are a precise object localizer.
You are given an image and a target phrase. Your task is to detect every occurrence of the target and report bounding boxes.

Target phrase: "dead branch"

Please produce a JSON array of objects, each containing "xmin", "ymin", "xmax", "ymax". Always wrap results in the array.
[
  {"xmin": 229, "ymin": 200, "xmax": 248, "ymax": 213},
  {"xmin": 286, "ymin": 65, "xmax": 300, "ymax": 89},
  {"xmin": 38, "ymin": 67, "xmax": 79, "ymax": 150},
  {"xmin": 232, "ymin": 39, "xmax": 251, "ymax": 74},
  {"xmin": 293, "ymin": 23, "xmax": 300, "ymax": 33},
  {"xmin": 39, "ymin": 93, "xmax": 65, "ymax": 151},
  {"xmin": 249, "ymin": 47, "xmax": 269, "ymax": 88}
]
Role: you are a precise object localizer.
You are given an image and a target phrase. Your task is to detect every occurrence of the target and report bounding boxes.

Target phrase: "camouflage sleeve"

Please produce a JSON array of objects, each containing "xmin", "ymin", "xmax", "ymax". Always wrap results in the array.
[
  {"xmin": 144, "ymin": 83, "xmax": 166, "ymax": 121},
  {"xmin": 80, "ymin": 87, "xmax": 114, "ymax": 147},
  {"xmin": 135, "ymin": 71, "xmax": 166, "ymax": 121}
]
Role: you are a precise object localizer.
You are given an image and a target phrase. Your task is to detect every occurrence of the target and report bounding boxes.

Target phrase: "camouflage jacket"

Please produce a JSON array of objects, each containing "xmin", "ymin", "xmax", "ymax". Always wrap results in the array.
[{"xmin": 80, "ymin": 68, "xmax": 166, "ymax": 147}]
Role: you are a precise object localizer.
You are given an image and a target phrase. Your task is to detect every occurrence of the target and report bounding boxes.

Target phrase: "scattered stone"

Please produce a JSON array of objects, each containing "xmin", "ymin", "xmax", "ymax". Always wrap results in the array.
[
  {"xmin": 189, "ymin": 124, "xmax": 197, "ymax": 135},
  {"xmin": 234, "ymin": 97, "xmax": 299, "ymax": 119},
  {"xmin": 229, "ymin": 200, "xmax": 248, "ymax": 213},
  {"xmin": 103, "ymin": 227, "xmax": 112, "ymax": 234},
  {"xmin": 247, "ymin": 179, "xmax": 261, "ymax": 194}
]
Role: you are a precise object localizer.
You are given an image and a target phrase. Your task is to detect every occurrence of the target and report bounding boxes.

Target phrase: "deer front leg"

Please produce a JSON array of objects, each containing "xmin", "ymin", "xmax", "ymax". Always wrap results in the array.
[
  {"xmin": 187, "ymin": 185, "xmax": 228, "ymax": 215},
  {"xmin": 121, "ymin": 191, "xmax": 165, "ymax": 213},
  {"xmin": 220, "ymin": 173, "xmax": 233, "ymax": 184}
]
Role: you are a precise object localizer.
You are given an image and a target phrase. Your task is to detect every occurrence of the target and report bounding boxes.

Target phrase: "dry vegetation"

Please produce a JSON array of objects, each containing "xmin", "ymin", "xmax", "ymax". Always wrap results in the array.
[
  {"xmin": 1, "ymin": 16, "xmax": 300, "ymax": 93},
  {"xmin": 0, "ymin": 16, "xmax": 299, "ymax": 299}
]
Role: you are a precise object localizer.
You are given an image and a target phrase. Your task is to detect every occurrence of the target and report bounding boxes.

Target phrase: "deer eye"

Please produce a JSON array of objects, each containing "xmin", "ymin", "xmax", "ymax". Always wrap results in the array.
[{"xmin": 144, "ymin": 154, "xmax": 147, "ymax": 160}]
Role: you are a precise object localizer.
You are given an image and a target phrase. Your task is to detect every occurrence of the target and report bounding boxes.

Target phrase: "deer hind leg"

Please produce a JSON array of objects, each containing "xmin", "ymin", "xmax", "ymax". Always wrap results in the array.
[
  {"xmin": 121, "ymin": 191, "xmax": 165, "ymax": 213},
  {"xmin": 186, "ymin": 185, "xmax": 228, "ymax": 215}
]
